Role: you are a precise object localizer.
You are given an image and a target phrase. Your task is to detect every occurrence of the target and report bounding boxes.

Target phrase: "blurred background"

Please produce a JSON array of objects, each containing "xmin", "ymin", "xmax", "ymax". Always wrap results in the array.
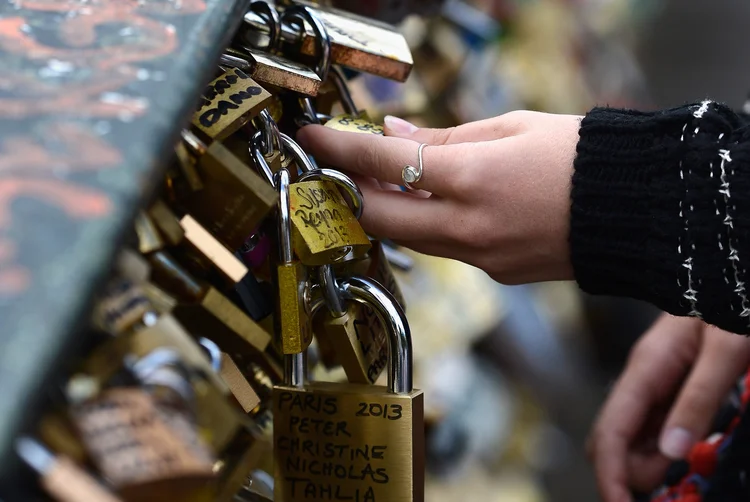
[{"xmin": 336, "ymin": 0, "xmax": 750, "ymax": 500}]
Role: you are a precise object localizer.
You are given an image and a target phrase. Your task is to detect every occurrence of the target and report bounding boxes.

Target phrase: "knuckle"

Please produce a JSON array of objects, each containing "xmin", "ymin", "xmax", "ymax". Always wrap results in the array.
[{"xmin": 356, "ymin": 140, "xmax": 381, "ymax": 175}]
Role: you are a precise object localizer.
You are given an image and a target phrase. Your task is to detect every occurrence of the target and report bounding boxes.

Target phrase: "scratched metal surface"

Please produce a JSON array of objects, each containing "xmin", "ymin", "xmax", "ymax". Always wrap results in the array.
[{"xmin": 0, "ymin": 0, "xmax": 247, "ymax": 493}]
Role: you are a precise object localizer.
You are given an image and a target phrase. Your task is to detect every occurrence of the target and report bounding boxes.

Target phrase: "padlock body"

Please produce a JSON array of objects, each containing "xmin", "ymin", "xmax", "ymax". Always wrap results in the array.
[
  {"xmin": 182, "ymin": 141, "xmax": 277, "ymax": 250},
  {"xmin": 289, "ymin": 180, "xmax": 371, "ymax": 266},
  {"xmin": 273, "ymin": 382, "xmax": 424, "ymax": 502},
  {"xmin": 276, "ymin": 261, "xmax": 313, "ymax": 354},
  {"xmin": 325, "ymin": 114, "xmax": 384, "ymax": 135}
]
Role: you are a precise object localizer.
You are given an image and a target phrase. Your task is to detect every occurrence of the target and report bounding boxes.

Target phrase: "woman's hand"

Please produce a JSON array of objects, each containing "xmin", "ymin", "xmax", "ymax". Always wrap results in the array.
[
  {"xmin": 297, "ymin": 112, "xmax": 581, "ymax": 284},
  {"xmin": 587, "ymin": 314, "xmax": 750, "ymax": 502}
]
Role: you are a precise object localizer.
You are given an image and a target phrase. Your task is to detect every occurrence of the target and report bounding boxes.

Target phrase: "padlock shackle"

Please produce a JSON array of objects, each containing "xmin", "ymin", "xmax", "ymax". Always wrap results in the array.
[
  {"xmin": 297, "ymin": 167, "xmax": 364, "ymax": 219},
  {"xmin": 274, "ymin": 169, "xmax": 293, "ymax": 264},
  {"xmin": 329, "ymin": 66, "xmax": 359, "ymax": 117},
  {"xmin": 280, "ymin": 5, "xmax": 332, "ymax": 82},
  {"xmin": 339, "ymin": 276, "xmax": 413, "ymax": 394}
]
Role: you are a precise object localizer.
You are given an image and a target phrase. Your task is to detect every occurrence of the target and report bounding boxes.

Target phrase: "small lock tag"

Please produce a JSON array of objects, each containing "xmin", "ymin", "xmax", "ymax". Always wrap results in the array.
[
  {"xmin": 289, "ymin": 180, "xmax": 371, "ymax": 266},
  {"xmin": 192, "ymin": 68, "xmax": 272, "ymax": 141},
  {"xmin": 324, "ymin": 114, "xmax": 384, "ymax": 135},
  {"xmin": 180, "ymin": 131, "xmax": 278, "ymax": 251},
  {"xmin": 72, "ymin": 388, "xmax": 215, "ymax": 497}
]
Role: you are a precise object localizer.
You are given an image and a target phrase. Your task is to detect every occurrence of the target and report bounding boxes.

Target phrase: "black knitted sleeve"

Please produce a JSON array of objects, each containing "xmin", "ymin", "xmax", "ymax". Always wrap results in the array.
[{"xmin": 571, "ymin": 101, "xmax": 750, "ymax": 334}]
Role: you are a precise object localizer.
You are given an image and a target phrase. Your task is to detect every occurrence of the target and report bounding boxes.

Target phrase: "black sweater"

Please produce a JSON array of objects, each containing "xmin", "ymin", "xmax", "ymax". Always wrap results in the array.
[
  {"xmin": 572, "ymin": 101, "xmax": 750, "ymax": 335},
  {"xmin": 572, "ymin": 102, "xmax": 750, "ymax": 500}
]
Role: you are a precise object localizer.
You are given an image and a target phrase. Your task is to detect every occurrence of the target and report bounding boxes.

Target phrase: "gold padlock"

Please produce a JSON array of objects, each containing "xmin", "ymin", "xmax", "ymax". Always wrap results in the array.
[
  {"xmin": 92, "ymin": 278, "xmax": 155, "ymax": 336},
  {"xmin": 273, "ymin": 276, "xmax": 424, "ymax": 502},
  {"xmin": 71, "ymin": 386, "xmax": 216, "ymax": 502},
  {"xmin": 192, "ymin": 68, "xmax": 272, "ymax": 141},
  {"xmin": 274, "ymin": 169, "xmax": 313, "ymax": 355},
  {"xmin": 289, "ymin": 179, "xmax": 370, "ymax": 265},
  {"xmin": 261, "ymin": 2, "xmax": 413, "ymax": 82},
  {"xmin": 179, "ymin": 131, "xmax": 277, "ymax": 251}
]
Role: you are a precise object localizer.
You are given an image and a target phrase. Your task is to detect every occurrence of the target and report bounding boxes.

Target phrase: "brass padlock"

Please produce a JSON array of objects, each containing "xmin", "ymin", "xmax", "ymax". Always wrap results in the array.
[
  {"xmin": 253, "ymin": 2, "xmax": 413, "ymax": 82},
  {"xmin": 274, "ymin": 168, "xmax": 313, "ymax": 355},
  {"xmin": 71, "ymin": 386, "xmax": 216, "ymax": 502},
  {"xmin": 273, "ymin": 275, "xmax": 424, "ymax": 502},
  {"xmin": 226, "ymin": 46, "xmax": 322, "ymax": 97},
  {"xmin": 192, "ymin": 68, "xmax": 272, "ymax": 141},
  {"xmin": 179, "ymin": 130, "xmax": 277, "ymax": 251}
]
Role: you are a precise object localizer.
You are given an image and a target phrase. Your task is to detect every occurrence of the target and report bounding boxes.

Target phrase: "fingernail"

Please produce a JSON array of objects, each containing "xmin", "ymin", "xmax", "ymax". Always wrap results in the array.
[
  {"xmin": 659, "ymin": 428, "xmax": 694, "ymax": 459},
  {"xmin": 384, "ymin": 115, "xmax": 418, "ymax": 135}
]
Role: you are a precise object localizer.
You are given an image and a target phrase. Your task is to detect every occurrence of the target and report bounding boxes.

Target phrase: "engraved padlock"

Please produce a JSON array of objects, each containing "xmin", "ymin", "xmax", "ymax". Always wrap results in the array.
[
  {"xmin": 192, "ymin": 67, "xmax": 272, "ymax": 141},
  {"xmin": 273, "ymin": 275, "xmax": 424, "ymax": 502},
  {"xmin": 289, "ymin": 135, "xmax": 371, "ymax": 265},
  {"xmin": 178, "ymin": 130, "xmax": 277, "ymax": 251}
]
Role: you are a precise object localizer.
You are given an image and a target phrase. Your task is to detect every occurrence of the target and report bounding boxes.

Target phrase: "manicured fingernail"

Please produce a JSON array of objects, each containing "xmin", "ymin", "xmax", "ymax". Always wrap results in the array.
[
  {"xmin": 660, "ymin": 428, "xmax": 694, "ymax": 459},
  {"xmin": 384, "ymin": 115, "xmax": 418, "ymax": 135}
]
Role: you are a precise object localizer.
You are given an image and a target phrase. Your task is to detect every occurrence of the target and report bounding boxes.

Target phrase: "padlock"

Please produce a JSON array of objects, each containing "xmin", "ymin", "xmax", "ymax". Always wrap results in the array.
[
  {"xmin": 192, "ymin": 67, "xmax": 272, "ymax": 141},
  {"xmin": 282, "ymin": 135, "xmax": 371, "ymax": 265},
  {"xmin": 16, "ymin": 437, "xmax": 124, "ymax": 502},
  {"xmin": 81, "ymin": 333, "xmax": 267, "ymax": 502},
  {"xmin": 71, "ymin": 386, "xmax": 216, "ymax": 502},
  {"xmin": 179, "ymin": 130, "xmax": 277, "ymax": 251},
  {"xmin": 273, "ymin": 168, "xmax": 313, "ymax": 355},
  {"xmin": 273, "ymin": 275, "xmax": 424, "ymax": 502},
  {"xmin": 227, "ymin": 46, "xmax": 322, "ymax": 97},
  {"xmin": 248, "ymin": 1, "xmax": 413, "ymax": 82}
]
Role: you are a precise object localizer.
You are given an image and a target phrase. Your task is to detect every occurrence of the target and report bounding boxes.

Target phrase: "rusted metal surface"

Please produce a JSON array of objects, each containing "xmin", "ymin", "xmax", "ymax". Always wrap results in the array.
[{"xmin": 0, "ymin": 0, "xmax": 247, "ymax": 494}]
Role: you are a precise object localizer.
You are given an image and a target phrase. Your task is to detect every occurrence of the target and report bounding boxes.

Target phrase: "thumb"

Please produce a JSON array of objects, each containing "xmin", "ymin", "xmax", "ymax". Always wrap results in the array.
[{"xmin": 659, "ymin": 327, "xmax": 750, "ymax": 460}]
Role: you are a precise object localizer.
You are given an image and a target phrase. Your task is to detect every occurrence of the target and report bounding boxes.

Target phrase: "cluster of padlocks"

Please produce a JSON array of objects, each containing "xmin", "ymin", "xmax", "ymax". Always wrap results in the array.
[{"xmin": 17, "ymin": 2, "xmax": 423, "ymax": 501}]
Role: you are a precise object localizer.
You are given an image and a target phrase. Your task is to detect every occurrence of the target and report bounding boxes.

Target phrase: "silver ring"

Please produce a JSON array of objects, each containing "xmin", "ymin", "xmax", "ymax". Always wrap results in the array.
[{"xmin": 402, "ymin": 143, "xmax": 427, "ymax": 190}]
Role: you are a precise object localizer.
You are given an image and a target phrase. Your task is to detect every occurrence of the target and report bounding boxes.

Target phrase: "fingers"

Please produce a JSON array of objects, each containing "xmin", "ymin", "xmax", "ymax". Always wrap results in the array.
[
  {"xmin": 297, "ymin": 125, "xmax": 463, "ymax": 196},
  {"xmin": 383, "ymin": 113, "xmax": 532, "ymax": 145},
  {"xmin": 589, "ymin": 315, "xmax": 702, "ymax": 502},
  {"xmin": 659, "ymin": 326, "xmax": 750, "ymax": 459},
  {"xmin": 357, "ymin": 184, "xmax": 448, "ymax": 241}
]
